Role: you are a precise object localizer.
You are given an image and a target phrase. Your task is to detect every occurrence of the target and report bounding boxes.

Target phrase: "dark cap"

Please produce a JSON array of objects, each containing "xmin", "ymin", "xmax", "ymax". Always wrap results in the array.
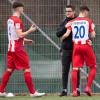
[{"xmin": 12, "ymin": 2, "xmax": 24, "ymax": 9}]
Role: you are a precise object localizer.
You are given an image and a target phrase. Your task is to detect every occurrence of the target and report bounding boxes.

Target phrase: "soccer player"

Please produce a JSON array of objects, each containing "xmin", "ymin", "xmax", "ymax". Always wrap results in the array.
[
  {"xmin": 61, "ymin": 6, "xmax": 96, "ymax": 96},
  {"xmin": 56, "ymin": 5, "xmax": 80, "ymax": 96},
  {"xmin": 0, "ymin": 2, "xmax": 45, "ymax": 97}
]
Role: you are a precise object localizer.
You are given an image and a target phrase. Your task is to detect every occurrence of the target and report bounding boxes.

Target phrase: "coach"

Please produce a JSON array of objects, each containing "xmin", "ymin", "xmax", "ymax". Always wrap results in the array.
[{"xmin": 56, "ymin": 5, "xmax": 80, "ymax": 96}]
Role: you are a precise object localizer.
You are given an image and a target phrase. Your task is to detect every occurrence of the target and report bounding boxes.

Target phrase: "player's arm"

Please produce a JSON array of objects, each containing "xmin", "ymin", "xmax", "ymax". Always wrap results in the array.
[
  {"xmin": 61, "ymin": 22, "xmax": 72, "ymax": 41},
  {"xmin": 61, "ymin": 29, "xmax": 71, "ymax": 41},
  {"xmin": 90, "ymin": 31, "xmax": 96, "ymax": 39},
  {"xmin": 89, "ymin": 21, "xmax": 96, "ymax": 39},
  {"xmin": 16, "ymin": 25, "xmax": 37, "ymax": 38}
]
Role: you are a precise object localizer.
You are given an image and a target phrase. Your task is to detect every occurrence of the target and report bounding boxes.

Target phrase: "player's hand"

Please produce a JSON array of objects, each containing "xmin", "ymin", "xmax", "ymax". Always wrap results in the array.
[
  {"xmin": 65, "ymin": 22, "xmax": 72, "ymax": 28},
  {"xmin": 29, "ymin": 25, "xmax": 37, "ymax": 32},
  {"xmin": 24, "ymin": 38, "xmax": 35, "ymax": 45},
  {"xmin": 27, "ymin": 39, "xmax": 34, "ymax": 45},
  {"xmin": 88, "ymin": 40, "xmax": 92, "ymax": 45}
]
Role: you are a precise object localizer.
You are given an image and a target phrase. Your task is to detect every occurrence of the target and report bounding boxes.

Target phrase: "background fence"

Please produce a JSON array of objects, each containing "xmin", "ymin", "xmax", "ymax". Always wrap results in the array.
[{"xmin": 0, "ymin": 0, "xmax": 100, "ymax": 94}]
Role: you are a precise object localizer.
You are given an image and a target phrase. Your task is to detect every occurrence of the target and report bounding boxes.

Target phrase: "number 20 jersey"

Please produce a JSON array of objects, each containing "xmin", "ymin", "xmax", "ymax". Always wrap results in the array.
[{"xmin": 66, "ymin": 17, "xmax": 95, "ymax": 43}]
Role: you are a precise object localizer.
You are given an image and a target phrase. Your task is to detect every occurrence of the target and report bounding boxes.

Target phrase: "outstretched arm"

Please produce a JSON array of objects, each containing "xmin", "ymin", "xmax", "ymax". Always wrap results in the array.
[{"xmin": 16, "ymin": 25, "xmax": 37, "ymax": 38}]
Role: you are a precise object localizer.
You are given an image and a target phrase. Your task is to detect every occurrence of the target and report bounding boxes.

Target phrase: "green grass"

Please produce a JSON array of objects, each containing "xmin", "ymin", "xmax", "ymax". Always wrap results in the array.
[{"xmin": 0, "ymin": 95, "xmax": 100, "ymax": 100}]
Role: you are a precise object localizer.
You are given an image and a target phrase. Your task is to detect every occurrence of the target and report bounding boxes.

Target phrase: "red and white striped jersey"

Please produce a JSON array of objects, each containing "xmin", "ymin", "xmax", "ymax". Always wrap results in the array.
[
  {"xmin": 65, "ymin": 17, "xmax": 95, "ymax": 43},
  {"xmin": 7, "ymin": 16, "xmax": 24, "ymax": 52}
]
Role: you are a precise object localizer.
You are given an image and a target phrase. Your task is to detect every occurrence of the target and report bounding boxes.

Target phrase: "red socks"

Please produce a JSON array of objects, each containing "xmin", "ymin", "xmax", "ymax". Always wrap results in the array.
[
  {"xmin": 72, "ymin": 67, "xmax": 96, "ymax": 92},
  {"xmin": 0, "ymin": 70, "xmax": 12, "ymax": 93},
  {"xmin": 0, "ymin": 71, "xmax": 36, "ymax": 94},
  {"xmin": 24, "ymin": 72, "xmax": 35, "ymax": 94},
  {"xmin": 72, "ymin": 70, "xmax": 78, "ymax": 92},
  {"xmin": 87, "ymin": 67, "xmax": 96, "ymax": 88}
]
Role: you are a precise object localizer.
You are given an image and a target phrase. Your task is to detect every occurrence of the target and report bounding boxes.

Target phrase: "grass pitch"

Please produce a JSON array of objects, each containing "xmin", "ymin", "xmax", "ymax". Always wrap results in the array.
[{"xmin": 0, "ymin": 95, "xmax": 100, "ymax": 100}]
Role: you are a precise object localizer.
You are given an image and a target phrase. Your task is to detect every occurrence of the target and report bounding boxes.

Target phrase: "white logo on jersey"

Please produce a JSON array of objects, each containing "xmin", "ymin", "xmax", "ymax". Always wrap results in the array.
[{"xmin": 15, "ymin": 23, "xmax": 20, "ymax": 29}]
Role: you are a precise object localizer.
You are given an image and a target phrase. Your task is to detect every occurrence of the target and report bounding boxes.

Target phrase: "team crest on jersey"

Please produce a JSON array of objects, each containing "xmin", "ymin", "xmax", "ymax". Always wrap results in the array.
[{"xmin": 15, "ymin": 23, "xmax": 20, "ymax": 29}]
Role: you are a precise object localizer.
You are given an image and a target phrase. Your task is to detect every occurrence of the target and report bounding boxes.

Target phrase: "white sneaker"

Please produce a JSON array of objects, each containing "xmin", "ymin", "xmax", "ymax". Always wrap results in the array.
[
  {"xmin": 0, "ymin": 92, "xmax": 14, "ymax": 97},
  {"xmin": 0, "ymin": 92, "xmax": 7, "ymax": 97},
  {"xmin": 6, "ymin": 93, "xmax": 15, "ymax": 97},
  {"xmin": 30, "ymin": 91, "xmax": 45, "ymax": 97}
]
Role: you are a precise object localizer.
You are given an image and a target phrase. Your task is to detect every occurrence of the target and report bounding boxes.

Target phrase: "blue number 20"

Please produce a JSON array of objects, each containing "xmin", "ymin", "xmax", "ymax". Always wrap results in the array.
[{"xmin": 74, "ymin": 25, "xmax": 85, "ymax": 39}]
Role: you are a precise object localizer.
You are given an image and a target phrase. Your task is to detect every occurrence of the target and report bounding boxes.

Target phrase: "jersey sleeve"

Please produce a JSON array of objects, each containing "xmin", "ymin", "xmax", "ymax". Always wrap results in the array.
[
  {"xmin": 65, "ymin": 22, "xmax": 72, "ymax": 30},
  {"xmin": 89, "ymin": 19, "xmax": 95, "ymax": 33}
]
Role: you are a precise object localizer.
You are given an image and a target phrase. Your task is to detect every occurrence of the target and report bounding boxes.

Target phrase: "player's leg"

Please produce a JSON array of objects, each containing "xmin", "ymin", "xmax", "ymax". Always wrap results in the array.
[
  {"xmin": 84, "ymin": 45, "xmax": 96, "ymax": 96},
  {"xmin": 0, "ymin": 68, "xmax": 14, "ymax": 96},
  {"xmin": 24, "ymin": 68, "xmax": 35, "ymax": 94},
  {"xmin": 16, "ymin": 51, "xmax": 36, "ymax": 94},
  {"xmin": 24, "ymin": 68, "xmax": 45, "ymax": 97},
  {"xmin": 87, "ymin": 67, "xmax": 96, "ymax": 88},
  {"xmin": 72, "ymin": 68, "xmax": 78, "ymax": 96},
  {"xmin": 72, "ymin": 69, "xmax": 81, "ymax": 96},
  {"xmin": 72, "ymin": 69, "xmax": 81, "ymax": 97},
  {"xmin": 0, "ymin": 52, "xmax": 15, "ymax": 96},
  {"xmin": 85, "ymin": 66, "xmax": 96, "ymax": 96},
  {"xmin": 19, "ymin": 51, "xmax": 45, "ymax": 97},
  {"xmin": 72, "ymin": 45, "xmax": 84, "ymax": 96},
  {"xmin": 59, "ymin": 50, "xmax": 72, "ymax": 96}
]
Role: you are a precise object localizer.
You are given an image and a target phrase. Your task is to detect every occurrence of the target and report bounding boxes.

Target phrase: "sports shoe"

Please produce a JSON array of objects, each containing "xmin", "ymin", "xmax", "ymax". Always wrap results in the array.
[
  {"xmin": 0, "ymin": 92, "xmax": 15, "ymax": 97},
  {"xmin": 72, "ymin": 91, "xmax": 78, "ymax": 97},
  {"xmin": 85, "ymin": 87, "xmax": 92, "ymax": 96},
  {"xmin": 59, "ymin": 91, "xmax": 67, "ymax": 97},
  {"xmin": 0, "ymin": 92, "xmax": 7, "ymax": 97},
  {"xmin": 30, "ymin": 91, "xmax": 45, "ymax": 97},
  {"xmin": 76, "ymin": 88, "xmax": 80, "ymax": 96},
  {"xmin": 6, "ymin": 93, "xmax": 15, "ymax": 97}
]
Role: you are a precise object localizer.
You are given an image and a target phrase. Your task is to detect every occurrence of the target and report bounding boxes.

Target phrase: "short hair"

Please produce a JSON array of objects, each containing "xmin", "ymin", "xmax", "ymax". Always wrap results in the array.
[
  {"xmin": 12, "ymin": 2, "xmax": 24, "ymax": 9},
  {"xmin": 79, "ymin": 6, "xmax": 90, "ymax": 12},
  {"xmin": 66, "ymin": 5, "xmax": 75, "ymax": 11}
]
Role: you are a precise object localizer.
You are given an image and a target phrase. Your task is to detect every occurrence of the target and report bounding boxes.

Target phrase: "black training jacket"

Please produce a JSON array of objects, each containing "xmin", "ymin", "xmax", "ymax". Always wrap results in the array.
[{"xmin": 56, "ymin": 17, "xmax": 75, "ymax": 50}]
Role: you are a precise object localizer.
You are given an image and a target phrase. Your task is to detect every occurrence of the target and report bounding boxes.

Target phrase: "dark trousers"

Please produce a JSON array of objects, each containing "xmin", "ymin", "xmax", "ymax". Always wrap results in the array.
[{"xmin": 61, "ymin": 49, "xmax": 80, "ymax": 90}]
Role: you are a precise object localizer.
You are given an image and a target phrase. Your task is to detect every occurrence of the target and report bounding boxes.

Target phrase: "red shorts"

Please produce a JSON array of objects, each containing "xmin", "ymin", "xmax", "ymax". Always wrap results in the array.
[
  {"xmin": 72, "ymin": 44, "xmax": 96, "ymax": 68},
  {"xmin": 7, "ymin": 50, "xmax": 30, "ymax": 70}
]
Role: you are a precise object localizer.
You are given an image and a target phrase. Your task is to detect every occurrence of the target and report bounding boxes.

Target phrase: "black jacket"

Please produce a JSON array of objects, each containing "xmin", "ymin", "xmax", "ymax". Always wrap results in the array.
[{"xmin": 56, "ymin": 17, "xmax": 75, "ymax": 50}]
